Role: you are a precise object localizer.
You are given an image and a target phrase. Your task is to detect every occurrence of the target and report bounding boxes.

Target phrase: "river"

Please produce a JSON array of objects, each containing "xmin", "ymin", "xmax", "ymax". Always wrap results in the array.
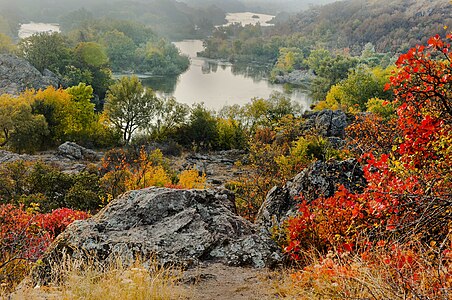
[
  {"xmin": 144, "ymin": 40, "xmax": 311, "ymax": 110},
  {"xmin": 222, "ymin": 12, "xmax": 275, "ymax": 27},
  {"xmin": 18, "ymin": 22, "xmax": 60, "ymax": 39},
  {"xmin": 18, "ymin": 19, "xmax": 311, "ymax": 111}
]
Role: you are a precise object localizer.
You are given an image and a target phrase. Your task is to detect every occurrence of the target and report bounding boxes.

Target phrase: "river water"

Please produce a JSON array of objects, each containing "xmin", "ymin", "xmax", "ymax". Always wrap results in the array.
[
  {"xmin": 18, "ymin": 22, "xmax": 60, "ymax": 39},
  {"xmin": 223, "ymin": 12, "xmax": 275, "ymax": 27},
  {"xmin": 18, "ymin": 19, "xmax": 311, "ymax": 111},
  {"xmin": 144, "ymin": 40, "xmax": 311, "ymax": 110}
]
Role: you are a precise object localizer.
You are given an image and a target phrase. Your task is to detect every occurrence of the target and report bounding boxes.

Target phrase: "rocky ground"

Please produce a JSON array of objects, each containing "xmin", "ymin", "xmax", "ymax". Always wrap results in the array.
[
  {"xmin": 13, "ymin": 263, "xmax": 282, "ymax": 300},
  {"xmin": 0, "ymin": 54, "xmax": 59, "ymax": 95},
  {"xmin": 181, "ymin": 263, "xmax": 283, "ymax": 300},
  {"xmin": 3, "ymin": 109, "xmax": 358, "ymax": 299}
]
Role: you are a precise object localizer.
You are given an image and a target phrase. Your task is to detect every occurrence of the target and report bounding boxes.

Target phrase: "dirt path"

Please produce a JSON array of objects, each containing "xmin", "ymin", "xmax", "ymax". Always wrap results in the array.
[{"xmin": 182, "ymin": 263, "xmax": 280, "ymax": 300}]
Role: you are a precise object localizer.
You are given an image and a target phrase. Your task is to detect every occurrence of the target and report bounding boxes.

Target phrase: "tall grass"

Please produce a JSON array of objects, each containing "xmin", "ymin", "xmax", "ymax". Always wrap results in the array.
[
  {"xmin": 273, "ymin": 242, "xmax": 451, "ymax": 300},
  {"xmin": 9, "ymin": 255, "xmax": 187, "ymax": 300}
]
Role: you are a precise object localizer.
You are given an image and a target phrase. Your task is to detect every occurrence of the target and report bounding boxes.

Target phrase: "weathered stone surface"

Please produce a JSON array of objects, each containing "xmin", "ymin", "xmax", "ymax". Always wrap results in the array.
[
  {"xmin": 180, "ymin": 150, "xmax": 245, "ymax": 186},
  {"xmin": 273, "ymin": 69, "xmax": 315, "ymax": 85},
  {"xmin": 0, "ymin": 148, "xmax": 99, "ymax": 173},
  {"xmin": 58, "ymin": 142, "xmax": 101, "ymax": 161},
  {"xmin": 33, "ymin": 188, "xmax": 281, "ymax": 284},
  {"xmin": 302, "ymin": 109, "xmax": 349, "ymax": 138},
  {"xmin": 256, "ymin": 159, "xmax": 366, "ymax": 231},
  {"xmin": 0, "ymin": 54, "xmax": 59, "ymax": 95}
]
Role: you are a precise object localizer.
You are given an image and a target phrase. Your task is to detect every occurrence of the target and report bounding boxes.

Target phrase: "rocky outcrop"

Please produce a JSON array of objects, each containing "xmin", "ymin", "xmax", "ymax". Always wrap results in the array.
[
  {"xmin": 58, "ymin": 141, "xmax": 101, "ymax": 161},
  {"xmin": 302, "ymin": 109, "xmax": 349, "ymax": 138},
  {"xmin": 256, "ymin": 159, "xmax": 366, "ymax": 231},
  {"xmin": 273, "ymin": 69, "xmax": 315, "ymax": 85},
  {"xmin": 0, "ymin": 142, "xmax": 102, "ymax": 173},
  {"xmin": 0, "ymin": 54, "xmax": 59, "ymax": 95},
  {"xmin": 178, "ymin": 150, "xmax": 245, "ymax": 186},
  {"xmin": 32, "ymin": 188, "xmax": 282, "ymax": 284}
]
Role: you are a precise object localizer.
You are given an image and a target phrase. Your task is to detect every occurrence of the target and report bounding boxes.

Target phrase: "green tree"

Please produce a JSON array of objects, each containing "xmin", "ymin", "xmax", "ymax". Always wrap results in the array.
[
  {"xmin": 65, "ymin": 83, "xmax": 97, "ymax": 142},
  {"xmin": 305, "ymin": 49, "xmax": 358, "ymax": 102},
  {"xmin": 74, "ymin": 42, "xmax": 109, "ymax": 67},
  {"xmin": 0, "ymin": 95, "xmax": 48, "ymax": 153},
  {"xmin": 179, "ymin": 103, "xmax": 218, "ymax": 150},
  {"xmin": 152, "ymin": 97, "xmax": 189, "ymax": 140},
  {"xmin": 103, "ymin": 76, "xmax": 158, "ymax": 145},
  {"xmin": 17, "ymin": 32, "xmax": 71, "ymax": 73},
  {"xmin": 31, "ymin": 87, "xmax": 73, "ymax": 145},
  {"xmin": 316, "ymin": 65, "xmax": 393, "ymax": 112},
  {"xmin": 100, "ymin": 30, "xmax": 136, "ymax": 71}
]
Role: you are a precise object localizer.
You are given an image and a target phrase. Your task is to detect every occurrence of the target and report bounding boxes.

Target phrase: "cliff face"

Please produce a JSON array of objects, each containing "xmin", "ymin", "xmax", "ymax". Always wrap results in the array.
[{"xmin": 0, "ymin": 54, "xmax": 59, "ymax": 95}]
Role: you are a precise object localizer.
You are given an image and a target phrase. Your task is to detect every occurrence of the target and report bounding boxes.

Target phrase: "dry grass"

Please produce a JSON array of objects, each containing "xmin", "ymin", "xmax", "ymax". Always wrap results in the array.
[
  {"xmin": 8, "ymin": 255, "xmax": 187, "ymax": 300},
  {"xmin": 271, "ymin": 245, "xmax": 452, "ymax": 300}
]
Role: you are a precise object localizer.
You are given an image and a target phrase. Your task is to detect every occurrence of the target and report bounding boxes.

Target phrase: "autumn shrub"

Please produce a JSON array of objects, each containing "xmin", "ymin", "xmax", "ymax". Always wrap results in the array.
[
  {"xmin": 279, "ymin": 34, "xmax": 452, "ymax": 298},
  {"xmin": 279, "ymin": 242, "xmax": 451, "ymax": 299},
  {"xmin": 366, "ymin": 97, "xmax": 396, "ymax": 119},
  {"xmin": 100, "ymin": 148, "xmax": 207, "ymax": 199},
  {"xmin": 346, "ymin": 113, "xmax": 400, "ymax": 156},
  {"xmin": 177, "ymin": 169, "xmax": 207, "ymax": 189},
  {"xmin": 0, "ymin": 204, "xmax": 89, "ymax": 293},
  {"xmin": 0, "ymin": 161, "xmax": 103, "ymax": 212},
  {"xmin": 228, "ymin": 118, "xmax": 348, "ymax": 220}
]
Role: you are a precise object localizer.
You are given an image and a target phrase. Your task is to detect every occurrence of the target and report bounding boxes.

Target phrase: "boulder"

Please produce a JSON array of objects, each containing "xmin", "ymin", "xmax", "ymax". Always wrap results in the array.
[
  {"xmin": 256, "ymin": 159, "xmax": 366, "ymax": 231},
  {"xmin": 302, "ymin": 109, "xmax": 349, "ymax": 138},
  {"xmin": 273, "ymin": 69, "xmax": 315, "ymax": 85},
  {"xmin": 0, "ymin": 150, "xmax": 31, "ymax": 163},
  {"xmin": 32, "ymin": 188, "xmax": 281, "ymax": 284},
  {"xmin": 0, "ymin": 54, "xmax": 59, "ymax": 95},
  {"xmin": 58, "ymin": 142, "xmax": 101, "ymax": 161},
  {"xmin": 0, "ymin": 148, "xmax": 98, "ymax": 173}
]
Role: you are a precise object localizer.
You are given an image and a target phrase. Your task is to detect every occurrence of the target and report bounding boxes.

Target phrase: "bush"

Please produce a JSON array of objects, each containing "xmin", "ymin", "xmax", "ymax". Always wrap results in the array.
[
  {"xmin": 176, "ymin": 103, "xmax": 218, "ymax": 150},
  {"xmin": 0, "ymin": 161, "xmax": 103, "ymax": 212},
  {"xmin": 100, "ymin": 148, "xmax": 175, "ymax": 198},
  {"xmin": 0, "ymin": 204, "xmax": 88, "ymax": 293},
  {"xmin": 177, "ymin": 169, "xmax": 207, "ymax": 189}
]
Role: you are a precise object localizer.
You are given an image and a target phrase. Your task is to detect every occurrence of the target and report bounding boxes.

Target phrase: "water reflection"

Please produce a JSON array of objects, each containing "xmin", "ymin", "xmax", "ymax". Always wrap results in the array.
[
  {"xmin": 141, "ymin": 76, "xmax": 178, "ymax": 94},
  {"xmin": 139, "ymin": 40, "xmax": 311, "ymax": 111},
  {"xmin": 230, "ymin": 64, "xmax": 271, "ymax": 82}
]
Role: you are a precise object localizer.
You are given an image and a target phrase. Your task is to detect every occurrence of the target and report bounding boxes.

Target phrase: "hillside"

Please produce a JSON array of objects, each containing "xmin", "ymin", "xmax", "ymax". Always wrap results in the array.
[
  {"xmin": 0, "ymin": 0, "xmax": 226, "ymax": 39},
  {"xmin": 271, "ymin": 0, "xmax": 452, "ymax": 53}
]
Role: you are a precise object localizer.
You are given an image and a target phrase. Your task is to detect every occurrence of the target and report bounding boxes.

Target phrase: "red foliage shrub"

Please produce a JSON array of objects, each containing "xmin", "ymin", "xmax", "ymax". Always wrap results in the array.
[
  {"xmin": 0, "ymin": 204, "xmax": 89, "ymax": 261},
  {"xmin": 284, "ymin": 35, "xmax": 452, "ymax": 262},
  {"xmin": 0, "ymin": 204, "xmax": 89, "ymax": 290}
]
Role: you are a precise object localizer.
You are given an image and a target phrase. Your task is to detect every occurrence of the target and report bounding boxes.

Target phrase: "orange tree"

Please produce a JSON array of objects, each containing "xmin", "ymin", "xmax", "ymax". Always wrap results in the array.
[{"xmin": 284, "ymin": 34, "xmax": 452, "ymax": 258}]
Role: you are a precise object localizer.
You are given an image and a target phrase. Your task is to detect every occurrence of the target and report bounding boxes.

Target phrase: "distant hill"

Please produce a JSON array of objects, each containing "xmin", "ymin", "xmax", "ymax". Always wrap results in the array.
[
  {"xmin": 271, "ymin": 0, "xmax": 452, "ymax": 53},
  {"xmin": 0, "ymin": 0, "xmax": 227, "ymax": 39}
]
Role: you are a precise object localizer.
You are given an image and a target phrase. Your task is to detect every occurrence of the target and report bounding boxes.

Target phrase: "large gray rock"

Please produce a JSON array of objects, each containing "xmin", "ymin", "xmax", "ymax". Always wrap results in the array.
[
  {"xmin": 273, "ymin": 69, "xmax": 315, "ymax": 85},
  {"xmin": 0, "ymin": 149, "xmax": 97, "ymax": 174},
  {"xmin": 58, "ymin": 142, "xmax": 101, "ymax": 161},
  {"xmin": 256, "ymin": 159, "xmax": 366, "ymax": 231},
  {"xmin": 303, "ymin": 109, "xmax": 349, "ymax": 138},
  {"xmin": 33, "ymin": 188, "xmax": 281, "ymax": 284},
  {"xmin": 0, "ymin": 54, "xmax": 59, "ymax": 95}
]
